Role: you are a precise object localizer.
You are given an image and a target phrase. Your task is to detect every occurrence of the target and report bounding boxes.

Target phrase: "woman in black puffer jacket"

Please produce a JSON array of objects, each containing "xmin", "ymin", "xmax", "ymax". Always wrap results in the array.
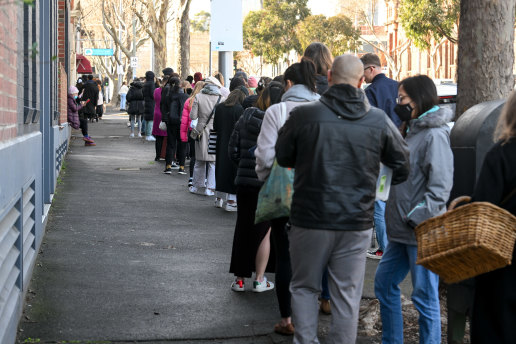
[
  {"xmin": 126, "ymin": 80, "xmax": 144, "ymax": 137},
  {"xmin": 226, "ymin": 82, "xmax": 282, "ymax": 297}
]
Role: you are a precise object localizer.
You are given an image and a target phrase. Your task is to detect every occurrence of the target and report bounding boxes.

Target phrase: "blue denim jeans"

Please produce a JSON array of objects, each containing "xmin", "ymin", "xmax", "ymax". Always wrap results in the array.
[
  {"xmin": 374, "ymin": 200, "xmax": 388, "ymax": 251},
  {"xmin": 120, "ymin": 93, "xmax": 127, "ymax": 109},
  {"xmin": 375, "ymin": 241, "xmax": 441, "ymax": 344}
]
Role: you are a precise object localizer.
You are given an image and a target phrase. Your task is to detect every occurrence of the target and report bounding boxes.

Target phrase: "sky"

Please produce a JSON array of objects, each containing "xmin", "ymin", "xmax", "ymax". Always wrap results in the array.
[{"xmin": 189, "ymin": 0, "xmax": 339, "ymax": 18}]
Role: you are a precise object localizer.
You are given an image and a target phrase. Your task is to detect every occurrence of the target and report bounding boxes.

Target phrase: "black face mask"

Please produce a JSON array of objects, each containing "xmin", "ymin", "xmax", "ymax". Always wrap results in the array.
[{"xmin": 394, "ymin": 103, "xmax": 414, "ymax": 122}]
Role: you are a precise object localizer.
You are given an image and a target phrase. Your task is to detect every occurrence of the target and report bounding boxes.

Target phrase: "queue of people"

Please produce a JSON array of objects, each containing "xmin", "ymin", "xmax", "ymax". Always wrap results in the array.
[{"xmin": 67, "ymin": 44, "xmax": 516, "ymax": 344}]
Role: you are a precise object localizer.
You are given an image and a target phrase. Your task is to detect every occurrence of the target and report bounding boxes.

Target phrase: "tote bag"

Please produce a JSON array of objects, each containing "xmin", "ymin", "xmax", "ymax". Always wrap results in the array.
[{"xmin": 255, "ymin": 159, "xmax": 295, "ymax": 224}]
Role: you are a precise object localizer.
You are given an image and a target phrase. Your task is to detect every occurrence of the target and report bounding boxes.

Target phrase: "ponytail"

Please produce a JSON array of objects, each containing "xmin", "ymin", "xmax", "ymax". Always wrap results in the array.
[{"xmin": 283, "ymin": 58, "xmax": 317, "ymax": 93}]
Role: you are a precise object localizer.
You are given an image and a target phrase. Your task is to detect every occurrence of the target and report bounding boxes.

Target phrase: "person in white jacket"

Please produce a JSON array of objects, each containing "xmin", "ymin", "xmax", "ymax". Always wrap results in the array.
[{"xmin": 254, "ymin": 58, "xmax": 320, "ymax": 336}]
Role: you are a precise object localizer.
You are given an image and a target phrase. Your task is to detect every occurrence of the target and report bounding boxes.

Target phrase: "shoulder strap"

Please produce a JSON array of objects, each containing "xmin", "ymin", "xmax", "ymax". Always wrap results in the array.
[
  {"xmin": 501, "ymin": 186, "xmax": 516, "ymax": 205},
  {"xmin": 203, "ymin": 95, "xmax": 222, "ymax": 128}
]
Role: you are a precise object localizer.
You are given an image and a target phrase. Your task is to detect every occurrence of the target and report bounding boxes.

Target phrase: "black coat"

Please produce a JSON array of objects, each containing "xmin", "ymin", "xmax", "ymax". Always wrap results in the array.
[
  {"xmin": 126, "ymin": 82, "xmax": 144, "ymax": 115},
  {"xmin": 161, "ymin": 89, "xmax": 188, "ymax": 125},
  {"xmin": 213, "ymin": 103, "xmax": 244, "ymax": 194},
  {"xmin": 81, "ymin": 80, "xmax": 99, "ymax": 116},
  {"xmin": 471, "ymin": 139, "xmax": 516, "ymax": 343},
  {"xmin": 142, "ymin": 80, "xmax": 156, "ymax": 121},
  {"xmin": 276, "ymin": 83, "xmax": 410, "ymax": 231},
  {"xmin": 228, "ymin": 107, "xmax": 265, "ymax": 188}
]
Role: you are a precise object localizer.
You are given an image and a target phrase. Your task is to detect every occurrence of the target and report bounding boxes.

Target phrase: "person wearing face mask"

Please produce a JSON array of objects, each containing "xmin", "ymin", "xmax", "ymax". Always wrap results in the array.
[{"xmin": 374, "ymin": 75, "xmax": 454, "ymax": 344}]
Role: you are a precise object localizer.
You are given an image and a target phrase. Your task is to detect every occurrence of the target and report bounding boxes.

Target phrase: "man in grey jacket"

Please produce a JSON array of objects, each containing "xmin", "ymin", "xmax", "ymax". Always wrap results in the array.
[{"xmin": 275, "ymin": 54, "xmax": 410, "ymax": 344}]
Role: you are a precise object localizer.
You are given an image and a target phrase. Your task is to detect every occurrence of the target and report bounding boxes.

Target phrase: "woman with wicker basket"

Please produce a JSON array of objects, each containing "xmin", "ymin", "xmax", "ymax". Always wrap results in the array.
[
  {"xmin": 470, "ymin": 91, "xmax": 516, "ymax": 344},
  {"xmin": 374, "ymin": 75, "xmax": 454, "ymax": 344}
]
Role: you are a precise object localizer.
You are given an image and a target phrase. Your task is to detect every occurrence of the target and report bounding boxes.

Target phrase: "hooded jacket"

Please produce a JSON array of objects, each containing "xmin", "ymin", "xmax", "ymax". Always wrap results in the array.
[
  {"xmin": 275, "ymin": 83, "xmax": 410, "ymax": 231},
  {"xmin": 255, "ymin": 84, "xmax": 320, "ymax": 180},
  {"xmin": 126, "ymin": 81, "xmax": 144, "ymax": 115},
  {"xmin": 142, "ymin": 72, "xmax": 156, "ymax": 121},
  {"xmin": 385, "ymin": 106, "xmax": 454, "ymax": 244},
  {"xmin": 228, "ymin": 107, "xmax": 266, "ymax": 188},
  {"xmin": 67, "ymin": 93, "xmax": 81, "ymax": 129}
]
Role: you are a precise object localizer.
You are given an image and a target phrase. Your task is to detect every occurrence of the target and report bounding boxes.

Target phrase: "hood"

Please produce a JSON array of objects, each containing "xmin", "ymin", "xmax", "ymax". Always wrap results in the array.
[
  {"xmin": 281, "ymin": 84, "xmax": 320, "ymax": 102},
  {"xmin": 319, "ymin": 83, "xmax": 370, "ymax": 120},
  {"xmin": 315, "ymin": 75, "xmax": 329, "ymax": 95},
  {"xmin": 68, "ymin": 86, "xmax": 79, "ymax": 94},
  {"xmin": 205, "ymin": 76, "xmax": 222, "ymax": 88},
  {"xmin": 408, "ymin": 106, "xmax": 454, "ymax": 135},
  {"xmin": 202, "ymin": 82, "xmax": 222, "ymax": 96},
  {"xmin": 130, "ymin": 81, "xmax": 143, "ymax": 88}
]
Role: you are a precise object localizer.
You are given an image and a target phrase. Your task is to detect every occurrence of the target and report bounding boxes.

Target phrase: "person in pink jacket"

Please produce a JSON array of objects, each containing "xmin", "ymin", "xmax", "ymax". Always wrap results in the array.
[
  {"xmin": 152, "ymin": 78, "xmax": 168, "ymax": 161},
  {"xmin": 180, "ymin": 81, "xmax": 205, "ymax": 187}
]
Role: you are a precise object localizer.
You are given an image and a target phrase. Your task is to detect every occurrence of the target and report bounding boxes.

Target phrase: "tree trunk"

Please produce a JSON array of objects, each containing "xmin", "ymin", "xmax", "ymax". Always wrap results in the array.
[
  {"xmin": 456, "ymin": 0, "xmax": 515, "ymax": 118},
  {"xmin": 154, "ymin": 25, "xmax": 167, "ymax": 74},
  {"xmin": 178, "ymin": 0, "xmax": 192, "ymax": 78}
]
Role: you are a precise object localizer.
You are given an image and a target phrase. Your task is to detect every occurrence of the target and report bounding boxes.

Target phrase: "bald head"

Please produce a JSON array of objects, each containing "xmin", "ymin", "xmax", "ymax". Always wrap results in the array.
[{"xmin": 328, "ymin": 54, "xmax": 365, "ymax": 88}]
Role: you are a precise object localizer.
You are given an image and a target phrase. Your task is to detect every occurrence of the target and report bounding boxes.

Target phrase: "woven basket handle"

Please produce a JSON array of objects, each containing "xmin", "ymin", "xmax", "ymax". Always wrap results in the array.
[{"xmin": 448, "ymin": 196, "xmax": 472, "ymax": 211}]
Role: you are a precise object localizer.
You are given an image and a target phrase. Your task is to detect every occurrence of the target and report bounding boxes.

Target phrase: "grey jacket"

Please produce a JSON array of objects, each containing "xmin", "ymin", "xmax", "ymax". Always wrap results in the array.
[{"xmin": 386, "ymin": 106, "xmax": 454, "ymax": 245}]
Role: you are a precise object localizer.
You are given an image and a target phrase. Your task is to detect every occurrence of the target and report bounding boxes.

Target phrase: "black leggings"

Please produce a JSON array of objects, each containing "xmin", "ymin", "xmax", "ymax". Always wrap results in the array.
[
  {"xmin": 155, "ymin": 136, "xmax": 164, "ymax": 159},
  {"xmin": 79, "ymin": 118, "xmax": 88, "ymax": 137},
  {"xmin": 165, "ymin": 123, "xmax": 183, "ymax": 166},
  {"xmin": 271, "ymin": 217, "xmax": 291, "ymax": 318}
]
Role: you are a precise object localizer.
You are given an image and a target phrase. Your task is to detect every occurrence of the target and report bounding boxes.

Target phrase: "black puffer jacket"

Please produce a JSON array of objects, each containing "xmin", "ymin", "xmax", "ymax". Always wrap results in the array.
[
  {"xmin": 276, "ymin": 83, "xmax": 410, "ymax": 231},
  {"xmin": 126, "ymin": 81, "xmax": 144, "ymax": 115},
  {"xmin": 161, "ymin": 90, "xmax": 188, "ymax": 125},
  {"xmin": 142, "ymin": 79, "xmax": 156, "ymax": 121},
  {"xmin": 228, "ymin": 107, "xmax": 265, "ymax": 188}
]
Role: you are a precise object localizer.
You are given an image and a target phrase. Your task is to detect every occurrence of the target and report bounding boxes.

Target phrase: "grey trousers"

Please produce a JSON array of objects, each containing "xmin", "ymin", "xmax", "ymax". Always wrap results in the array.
[{"xmin": 289, "ymin": 225, "xmax": 372, "ymax": 344}]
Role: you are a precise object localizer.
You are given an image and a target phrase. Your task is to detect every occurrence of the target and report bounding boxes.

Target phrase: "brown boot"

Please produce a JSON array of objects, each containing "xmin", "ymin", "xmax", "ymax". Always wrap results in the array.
[{"xmin": 320, "ymin": 298, "xmax": 331, "ymax": 314}]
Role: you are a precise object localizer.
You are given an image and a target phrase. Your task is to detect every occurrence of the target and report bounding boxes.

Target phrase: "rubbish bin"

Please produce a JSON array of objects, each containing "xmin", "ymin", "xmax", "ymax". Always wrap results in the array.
[{"xmin": 449, "ymin": 99, "xmax": 505, "ymax": 201}]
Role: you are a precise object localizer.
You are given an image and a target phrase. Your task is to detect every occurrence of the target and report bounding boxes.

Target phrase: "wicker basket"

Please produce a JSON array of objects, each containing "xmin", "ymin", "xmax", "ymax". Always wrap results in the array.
[{"xmin": 415, "ymin": 196, "xmax": 516, "ymax": 284}]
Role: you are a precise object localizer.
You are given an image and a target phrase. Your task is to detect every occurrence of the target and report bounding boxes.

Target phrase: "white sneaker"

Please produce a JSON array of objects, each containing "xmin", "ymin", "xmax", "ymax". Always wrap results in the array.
[
  {"xmin": 129, "ymin": 133, "xmax": 134, "ymax": 138},
  {"xmin": 205, "ymin": 189, "xmax": 215, "ymax": 196},
  {"xmin": 146, "ymin": 135, "xmax": 156, "ymax": 141},
  {"xmin": 225, "ymin": 203, "xmax": 237, "ymax": 212},
  {"xmin": 189, "ymin": 186, "xmax": 198, "ymax": 194},
  {"xmin": 137, "ymin": 133, "xmax": 142, "ymax": 138},
  {"xmin": 231, "ymin": 279, "xmax": 245, "ymax": 292},
  {"xmin": 253, "ymin": 276, "xmax": 274, "ymax": 293},
  {"xmin": 214, "ymin": 198, "xmax": 224, "ymax": 208}
]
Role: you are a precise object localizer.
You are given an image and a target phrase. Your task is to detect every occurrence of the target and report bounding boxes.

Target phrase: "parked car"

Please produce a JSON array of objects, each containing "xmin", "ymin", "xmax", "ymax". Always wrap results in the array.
[{"xmin": 435, "ymin": 79, "xmax": 457, "ymax": 117}]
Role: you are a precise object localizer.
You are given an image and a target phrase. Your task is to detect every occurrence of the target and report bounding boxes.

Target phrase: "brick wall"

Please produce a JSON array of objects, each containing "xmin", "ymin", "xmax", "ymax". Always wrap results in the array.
[
  {"xmin": 59, "ymin": 63, "xmax": 68, "ymax": 125},
  {"xmin": 0, "ymin": 2, "xmax": 18, "ymax": 142},
  {"xmin": 58, "ymin": 0, "xmax": 68, "ymax": 125}
]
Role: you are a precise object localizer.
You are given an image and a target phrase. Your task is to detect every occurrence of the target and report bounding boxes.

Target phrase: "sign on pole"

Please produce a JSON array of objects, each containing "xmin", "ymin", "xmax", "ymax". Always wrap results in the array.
[
  {"xmin": 210, "ymin": 0, "xmax": 243, "ymax": 51},
  {"xmin": 130, "ymin": 56, "xmax": 138, "ymax": 68},
  {"xmin": 84, "ymin": 48, "xmax": 114, "ymax": 56},
  {"xmin": 117, "ymin": 64, "xmax": 124, "ymax": 75}
]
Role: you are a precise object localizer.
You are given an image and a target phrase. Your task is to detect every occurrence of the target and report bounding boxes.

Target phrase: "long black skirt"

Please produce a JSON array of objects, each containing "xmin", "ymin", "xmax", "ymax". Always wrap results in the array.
[{"xmin": 229, "ymin": 185, "xmax": 275, "ymax": 277}]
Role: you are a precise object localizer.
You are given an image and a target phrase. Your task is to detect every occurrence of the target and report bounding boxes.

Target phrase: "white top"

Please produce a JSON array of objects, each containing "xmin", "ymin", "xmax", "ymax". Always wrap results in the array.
[
  {"xmin": 97, "ymin": 91, "xmax": 104, "ymax": 105},
  {"xmin": 119, "ymin": 85, "xmax": 129, "ymax": 94}
]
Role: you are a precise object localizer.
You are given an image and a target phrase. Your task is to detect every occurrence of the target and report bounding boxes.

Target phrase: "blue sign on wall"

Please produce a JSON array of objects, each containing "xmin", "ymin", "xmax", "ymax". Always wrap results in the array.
[{"xmin": 84, "ymin": 48, "xmax": 114, "ymax": 56}]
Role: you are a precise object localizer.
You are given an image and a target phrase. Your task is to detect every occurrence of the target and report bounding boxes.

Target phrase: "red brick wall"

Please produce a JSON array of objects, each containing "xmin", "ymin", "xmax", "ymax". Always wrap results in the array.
[
  {"xmin": 0, "ymin": 3, "xmax": 18, "ymax": 142},
  {"xmin": 59, "ymin": 63, "xmax": 68, "ymax": 125},
  {"xmin": 58, "ymin": 0, "xmax": 68, "ymax": 125}
]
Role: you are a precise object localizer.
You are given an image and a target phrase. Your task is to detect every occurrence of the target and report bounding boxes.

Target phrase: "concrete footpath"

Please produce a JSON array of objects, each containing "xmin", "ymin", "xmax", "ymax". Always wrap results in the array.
[{"xmin": 17, "ymin": 110, "xmax": 411, "ymax": 344}]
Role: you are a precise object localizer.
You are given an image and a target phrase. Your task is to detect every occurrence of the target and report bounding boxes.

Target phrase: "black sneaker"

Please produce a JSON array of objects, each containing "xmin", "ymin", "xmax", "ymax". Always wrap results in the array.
[
  {"xmin": 188, "ymin": 178, "xmax": 193, "ymax": 187},
  {"xmin": 163, "ymin": 168, "xmax": 172, "ymax": 174},
  {"xmin": 178, "ymin": 167, "xmax": 187, "ymax": 175}
]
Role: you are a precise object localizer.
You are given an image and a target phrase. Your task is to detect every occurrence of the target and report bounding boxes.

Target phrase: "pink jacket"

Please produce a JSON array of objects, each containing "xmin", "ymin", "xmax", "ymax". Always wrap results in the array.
[{"xmin": 180, "ymin": 98, "xmax": 193, "ymax": 142}]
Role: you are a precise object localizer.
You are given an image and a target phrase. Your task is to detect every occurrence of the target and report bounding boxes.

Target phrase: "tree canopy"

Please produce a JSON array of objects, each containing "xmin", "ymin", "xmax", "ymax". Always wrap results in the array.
[
  {"xmin": 297, "ymin": 14, "xmax": 359, "ymax": 56},
  {"xmin": 243, "ymin": 0, "xmax": 311, "ymax": 64},
  {"xmin": 398, "ymin": 0, "xmax": 459, "ymax": 49},
  {"xmin": 191, "ymin": 11, "xmax": 210, "ymax": 32}
]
